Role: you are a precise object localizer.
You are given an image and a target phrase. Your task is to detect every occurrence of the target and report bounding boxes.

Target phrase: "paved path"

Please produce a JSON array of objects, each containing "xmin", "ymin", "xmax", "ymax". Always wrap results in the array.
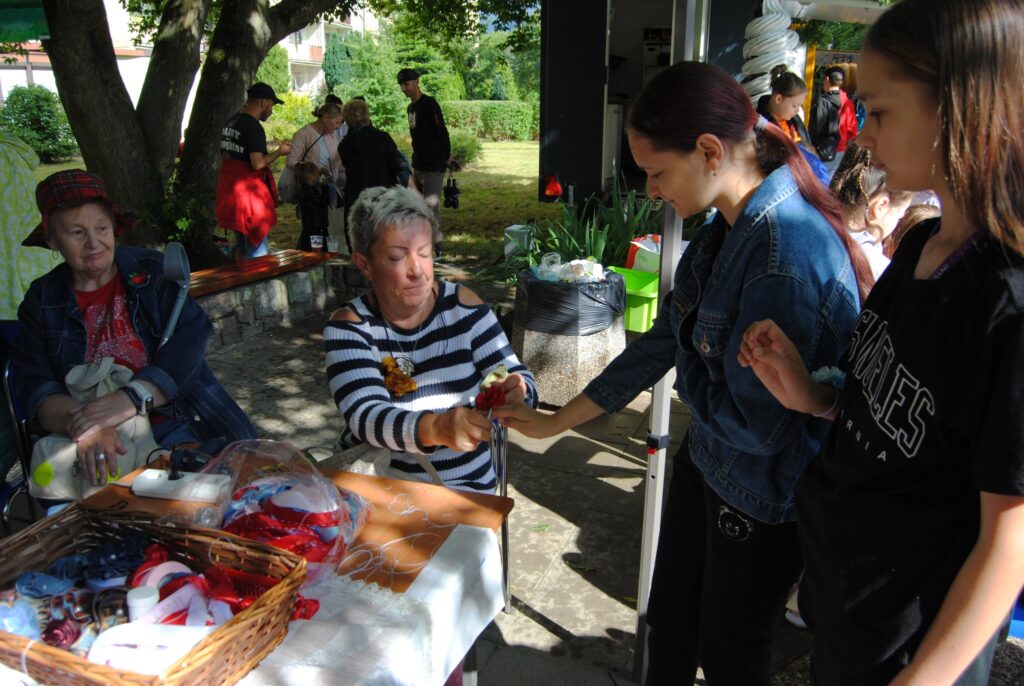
[{"xmin": 207, "ymin": 313, "xmax": 1024, "ymax": 686}]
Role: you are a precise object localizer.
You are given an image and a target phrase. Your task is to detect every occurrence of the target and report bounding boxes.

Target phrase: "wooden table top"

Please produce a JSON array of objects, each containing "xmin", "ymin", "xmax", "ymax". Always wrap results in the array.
[{"xmin": 86, "ymin": 468, "xmax": 513, "ymax": 594}]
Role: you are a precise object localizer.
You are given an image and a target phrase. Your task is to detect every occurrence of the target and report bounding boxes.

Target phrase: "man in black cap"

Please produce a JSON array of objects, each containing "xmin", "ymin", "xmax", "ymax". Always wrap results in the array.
[
  {"xmin": 398, "ymin": 68, "xmax": 450, "ymax": 245},
  {"xmin": 216, "ymin": 82, "xmax": 292, "ymax": 259}
]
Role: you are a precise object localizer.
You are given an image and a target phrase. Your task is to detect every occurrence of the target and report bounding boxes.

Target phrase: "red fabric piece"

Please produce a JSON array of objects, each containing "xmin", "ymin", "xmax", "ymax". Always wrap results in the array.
[
  {"xmin": 837, "ymin": 91, "xmax": 859, "ymax": 152},
  {"xmin": 223, "ymin": 512, "xmax": 335, "ymax": 562},
  {"xmin": 475, "ymin": 385, "xmax": 505, "ymax": 411},
  {"xmin": 75, "ymin": 274, "xmax": 147, "ymax": 371},
  {"xmin": 128, "ymin": 545, "xmax": 173, "ymax": 587},
  {"xmin": 158, "ymin": 574, "xmax": 209, "ymax": 601},
  {"xmin": 215, "ymin": 158, "xmax": 278, "ymax": 247},
  {"xmin": 291, "ymin": 597, "xmax": 320, "ymax": 621},
  {"xmin": 262, "ymin": 498, "xmax": 342, "ymax": 528},
  {"xmin": 42, "ymin": 617, "xmax": 81, "ymax": 649}
]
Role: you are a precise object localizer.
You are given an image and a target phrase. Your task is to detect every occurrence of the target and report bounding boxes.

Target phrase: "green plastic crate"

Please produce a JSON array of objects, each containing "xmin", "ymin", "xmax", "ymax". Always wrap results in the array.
[{"xmin": 609, "ymin": 266, "xmax": 659, "ymax": 333}]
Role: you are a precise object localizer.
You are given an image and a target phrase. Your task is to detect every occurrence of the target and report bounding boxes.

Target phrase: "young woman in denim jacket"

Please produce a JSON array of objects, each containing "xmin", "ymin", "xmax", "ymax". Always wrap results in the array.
[
  {"xmin": 496, "ymin": 61, "xmax": 872, "ymax": 685},
  {"xmin": 12, "ymin": 170, "xmax": 256, "ymax": 493}
]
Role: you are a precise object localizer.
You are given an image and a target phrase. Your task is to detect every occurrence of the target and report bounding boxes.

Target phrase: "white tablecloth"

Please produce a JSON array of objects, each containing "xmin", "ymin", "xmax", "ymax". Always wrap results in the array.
[{"xmin": 240, "ymin": 524, "xmax": 504, "ymax": 686}]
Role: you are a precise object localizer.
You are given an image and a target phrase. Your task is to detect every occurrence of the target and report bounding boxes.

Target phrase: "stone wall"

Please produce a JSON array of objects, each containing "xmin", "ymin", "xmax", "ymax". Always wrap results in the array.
[{"xmin": 195, "ymin": 260, "xmax": 370, "ymax": 354}]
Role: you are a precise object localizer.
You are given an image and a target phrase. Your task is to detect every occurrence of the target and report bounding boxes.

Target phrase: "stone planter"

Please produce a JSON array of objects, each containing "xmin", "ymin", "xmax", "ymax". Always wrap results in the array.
[{"xmin": 511, "ymin": 271, "xmax": 626, "ymax": 406}]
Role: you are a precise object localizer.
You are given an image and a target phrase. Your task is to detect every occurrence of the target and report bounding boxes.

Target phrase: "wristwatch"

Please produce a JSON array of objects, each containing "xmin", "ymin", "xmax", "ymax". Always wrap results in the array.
[{"xmin": 122, "ymin": 381, "xmax": 154, "ymax": 416}]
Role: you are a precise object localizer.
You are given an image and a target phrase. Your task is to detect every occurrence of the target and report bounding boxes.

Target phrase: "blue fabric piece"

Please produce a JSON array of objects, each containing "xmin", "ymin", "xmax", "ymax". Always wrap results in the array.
[
  {"xmin": 0, "ymin": 598, "xmax": 41, "ymax": 639},
  {"xmin": 234, "ymin": 232, "xmax": 269, "ymax": 258},
  {"xmin": 48, "ymin": 533, "xmax": 147, "ymax": 584},
  {"xmin": 583, "ymin": 165, "xmax": 861, "ymax": 524},
  {"xmin": 800, "ymin": 146, "xmax": 832, "ymax": 187},
  {"xmin": 15, "ymin": 572, "xmax": 73, "ymax": 598},
  {"xmin": 11, "ymin": 246, "xmax": 257, "ymax": 447}
]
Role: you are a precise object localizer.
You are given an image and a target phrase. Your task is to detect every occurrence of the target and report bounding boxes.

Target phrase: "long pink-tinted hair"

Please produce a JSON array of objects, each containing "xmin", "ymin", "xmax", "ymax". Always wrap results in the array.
[{"xmin": 627, "ymin": 61, "xmax": 873, "ymax": 302}]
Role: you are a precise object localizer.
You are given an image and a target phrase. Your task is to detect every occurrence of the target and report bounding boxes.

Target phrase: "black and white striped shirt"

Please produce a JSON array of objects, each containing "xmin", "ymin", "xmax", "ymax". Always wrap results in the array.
[{"xmin": 324, "ymin": 280, "xmax": 536, "ymax": 491}]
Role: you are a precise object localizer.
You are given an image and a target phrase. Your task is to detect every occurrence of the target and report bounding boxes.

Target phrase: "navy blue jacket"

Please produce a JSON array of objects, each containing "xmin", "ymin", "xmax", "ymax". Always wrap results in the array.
[{"xmin": 12, "ymin": 246, "xmax": 256, "ymax": 446}]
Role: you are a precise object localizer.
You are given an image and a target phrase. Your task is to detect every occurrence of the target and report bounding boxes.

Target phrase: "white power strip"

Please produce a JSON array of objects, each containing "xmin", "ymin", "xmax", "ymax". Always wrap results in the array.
[{"xmin": 130, "ymin": 469, "xmax": 232, "ymax": 503}]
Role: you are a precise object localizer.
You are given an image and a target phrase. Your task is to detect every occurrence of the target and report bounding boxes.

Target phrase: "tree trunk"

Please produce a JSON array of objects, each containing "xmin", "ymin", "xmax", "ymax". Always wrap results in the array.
[
  {"xmin": 42, "ymin": 0, "xmax": 355, "ymax": 266},
  {"xmin": 42, "ymin": 0, "xmax": 166, "ymax": 246},
  {"xmin": 137, "ymin": 0, "xmax": 213, "ymax": 187}
]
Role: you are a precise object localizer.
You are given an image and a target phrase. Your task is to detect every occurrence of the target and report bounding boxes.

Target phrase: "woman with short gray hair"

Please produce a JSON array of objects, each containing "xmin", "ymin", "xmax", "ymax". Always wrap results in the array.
[
  {"xmin": 325, "ymin": 185, "xmax": 536, "ymax": 492},
  {"xmin": 346, "ymin": 186, "xmax": 439, "ymax": 256}
]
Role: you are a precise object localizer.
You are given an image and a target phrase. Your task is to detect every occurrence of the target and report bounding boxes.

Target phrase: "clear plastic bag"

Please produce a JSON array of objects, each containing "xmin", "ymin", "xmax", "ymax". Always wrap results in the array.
[{"xmin": 164, "ymin": 439, "xmax": 369, "ymax": 586}]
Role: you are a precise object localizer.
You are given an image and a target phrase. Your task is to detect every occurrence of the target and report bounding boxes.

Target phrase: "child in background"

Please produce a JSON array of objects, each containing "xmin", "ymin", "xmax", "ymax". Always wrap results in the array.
[
  {"xmin": 756, "ymin": 64, "xmax": 831, "ymax": 186},
  {"xmin": 740, "ymin": 0, "xmax": 1024, "ymax": 682},
  {"xmin": 295, "ymin": 161, "xmax": 329, "ymax": 251},
  {"xmin": 830, "ymin": 143, "xmax": 912, "ymax": 279}
]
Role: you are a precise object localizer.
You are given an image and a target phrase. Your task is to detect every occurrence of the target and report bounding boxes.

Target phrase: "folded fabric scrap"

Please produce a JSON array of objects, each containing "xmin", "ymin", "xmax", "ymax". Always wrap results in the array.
[
  {"xmin": 42, "ymin": 615, "xmax": 99, "ymax": 657},
  {"xmin": 87, "ymin": 622, "xmax": 213, "ymax": 675},
  {"xmin": 126, "ymin": 544, "xmax": 319, "ymax": 624},
  {"xmin": 0, "ymin": 589, "xmax": 41, "ymax": 640},
  {"xmin": 46, "ymin": 532, "xmax": 147, "ymax": 588}
]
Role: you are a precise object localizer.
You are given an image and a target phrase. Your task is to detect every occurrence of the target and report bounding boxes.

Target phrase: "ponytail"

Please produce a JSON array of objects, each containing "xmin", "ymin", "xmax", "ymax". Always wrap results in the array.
[
  {"xmin": 755, "ymin": 123, "xmax": 875, "ymax": 302},
  {"xmin": 630, "ymin": 61, "xmax": 873, "ymax": 301},
  {"xmin": 769, "ymin": 64, "xmax": 807, "ymax": 98}
]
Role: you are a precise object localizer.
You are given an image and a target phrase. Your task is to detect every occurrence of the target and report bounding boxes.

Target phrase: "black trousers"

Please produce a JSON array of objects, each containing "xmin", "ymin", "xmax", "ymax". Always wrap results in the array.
[{"xmin": 645, "ymin": 440, "xmax": 803, "ymax": 686}]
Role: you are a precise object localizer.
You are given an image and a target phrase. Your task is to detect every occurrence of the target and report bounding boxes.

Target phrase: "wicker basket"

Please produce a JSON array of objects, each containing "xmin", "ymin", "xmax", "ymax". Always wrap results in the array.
[{"xmin": 0, "ymin": 503, "xmax": 306, "ymax": 686}]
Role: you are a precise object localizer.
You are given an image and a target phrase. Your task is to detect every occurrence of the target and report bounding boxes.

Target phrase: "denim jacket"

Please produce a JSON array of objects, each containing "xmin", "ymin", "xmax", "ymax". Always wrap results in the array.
[
  {"xmin": 12, "ymin": 246, "xmax": 256, "ymax": 446},
  {"xmin": 585, "ymin": 166, "xmax": 860, "ymax": 523}
]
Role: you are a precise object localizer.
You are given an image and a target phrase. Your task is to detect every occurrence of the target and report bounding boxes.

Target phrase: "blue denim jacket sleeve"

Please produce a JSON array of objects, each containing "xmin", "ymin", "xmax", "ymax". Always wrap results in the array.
[
  {"xmin": 681, "ymin": 272, "xmax": 833, "ymax": 455},
  {"xmin": 14, "ymin": 288, "xmax": 66, "ymax": 420},
  {"xmin": 583, "ymin": 293, "xmax": 676, "ymax": 415}
]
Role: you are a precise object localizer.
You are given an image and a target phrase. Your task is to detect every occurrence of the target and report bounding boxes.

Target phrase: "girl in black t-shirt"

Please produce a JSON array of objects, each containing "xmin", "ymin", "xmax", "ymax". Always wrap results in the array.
[{"xmin": 738, "ymin": 0, "xmax": 1024, "ymax": 684}]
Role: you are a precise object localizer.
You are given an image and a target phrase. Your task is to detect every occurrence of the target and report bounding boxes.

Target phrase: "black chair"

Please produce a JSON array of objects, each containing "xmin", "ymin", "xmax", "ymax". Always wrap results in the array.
[
  {"xmin": 0, "ymin": 321, "xmax": 41, "ymax": 531},
  {"xmin": 0, "ymin": 355, "xmax": 37, "ymax": 533}
]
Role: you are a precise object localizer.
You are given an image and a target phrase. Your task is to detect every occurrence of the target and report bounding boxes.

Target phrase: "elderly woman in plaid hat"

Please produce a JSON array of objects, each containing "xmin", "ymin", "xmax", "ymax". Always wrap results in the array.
[{"xmin": 10, "ymin": 170, "xmax": 256, "ymax": 502}]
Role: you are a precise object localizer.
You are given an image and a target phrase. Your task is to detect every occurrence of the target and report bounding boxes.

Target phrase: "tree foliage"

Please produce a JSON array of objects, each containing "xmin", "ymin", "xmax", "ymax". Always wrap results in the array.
[
  {"xmin": 368, "ymin": 0, "xmax": 538, "ymax": 50},
  {"xmin": 324, "ymin": 30, "xmax": 407, "ymax": 134},
  {"xmin": 40, "ymin": 0, "xmax": 537, "ymax": 266},
  {"xmin": 0, "ymin": 84, "xmax": 79, "ymax": 162},
  {"xmin": 255, "ymin": 44, "xmax": 291, "ymax": 95},
  {"xmin": 794, "ymin": 20, "xmax": 868, "ymax": 52}
]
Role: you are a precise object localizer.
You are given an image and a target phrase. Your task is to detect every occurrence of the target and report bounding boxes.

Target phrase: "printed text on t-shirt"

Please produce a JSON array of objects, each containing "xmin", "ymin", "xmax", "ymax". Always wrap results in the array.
[{"xmin": 847, "ymin": 310, "xmax": 935, "ymax": 458}]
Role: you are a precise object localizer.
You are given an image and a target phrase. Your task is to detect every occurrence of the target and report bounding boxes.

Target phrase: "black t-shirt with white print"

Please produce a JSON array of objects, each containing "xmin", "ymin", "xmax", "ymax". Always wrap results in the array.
[
  {"xmin": 220, "ymin": 112, "xmax": 268, "ymax": 163},
  {"xmin": 796, "ymin": 218, "xmax": 1024, "ymax": 684}
]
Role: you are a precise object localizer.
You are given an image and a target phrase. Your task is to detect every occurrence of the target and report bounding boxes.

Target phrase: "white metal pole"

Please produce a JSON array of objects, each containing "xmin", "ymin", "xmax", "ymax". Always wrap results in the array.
[{"xmin": 632, "ymin": 1, "xmax": 708, "ymax": 682}]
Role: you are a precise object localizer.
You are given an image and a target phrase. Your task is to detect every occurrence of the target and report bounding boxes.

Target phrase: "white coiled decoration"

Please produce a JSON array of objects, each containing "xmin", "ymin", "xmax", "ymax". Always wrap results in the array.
[{"xmin": 741, "ymin": 0, "xmax": 801, "ymax": 101}]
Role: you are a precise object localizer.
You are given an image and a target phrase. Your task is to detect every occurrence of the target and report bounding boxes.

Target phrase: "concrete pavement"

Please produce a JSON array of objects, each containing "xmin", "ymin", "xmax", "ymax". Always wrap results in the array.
[{"xmin": 206, "ymin": 312, "xmax": 1024, "ymax": 686}]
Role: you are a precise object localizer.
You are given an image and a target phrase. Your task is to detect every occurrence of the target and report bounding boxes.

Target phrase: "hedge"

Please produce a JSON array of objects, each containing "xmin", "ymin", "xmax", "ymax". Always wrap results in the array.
[{"xmin": 439, "ymin": 100, "xmax": 539, "ymax": 141}]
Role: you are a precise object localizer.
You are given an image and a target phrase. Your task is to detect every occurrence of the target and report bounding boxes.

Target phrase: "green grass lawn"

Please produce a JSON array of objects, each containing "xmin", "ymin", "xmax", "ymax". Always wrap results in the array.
[
  {"xmin": 33, "ymin": 157, "xmax": 85, "ymax": 183},
  {"xmin": 270, "ymin": 140, "xmax": 562, "ymax": 269},
  {"xmin": 35, "ymin": 142, "xmax": 559, "ymax": 271}
]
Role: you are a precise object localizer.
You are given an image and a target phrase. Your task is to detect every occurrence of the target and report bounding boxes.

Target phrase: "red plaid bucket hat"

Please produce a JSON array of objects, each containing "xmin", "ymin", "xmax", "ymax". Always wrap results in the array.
[{"xmin": 23, "ymin": 169, "xmax": 135, "ymax": 248}]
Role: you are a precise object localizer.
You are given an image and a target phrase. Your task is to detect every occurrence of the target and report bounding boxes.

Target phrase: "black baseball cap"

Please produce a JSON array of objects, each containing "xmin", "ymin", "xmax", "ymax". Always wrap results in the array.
[
  {"xmin": 397, "ymin": 68, "xmax": 419, "ymax": 84},
  {"xmin": 247, "ymin": 82, "xmax": 284, "ymax": 104}
]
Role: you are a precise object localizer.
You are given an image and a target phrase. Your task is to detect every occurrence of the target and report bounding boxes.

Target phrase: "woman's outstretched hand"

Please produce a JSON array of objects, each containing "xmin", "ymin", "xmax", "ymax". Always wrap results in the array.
[
  {"xmin": 738, "ymin": 319, "xmax": 821, "ymax": 413},
  {"xmin": 492, "ymin": 404, "xmax": 561, "ymax": 439},
  {"xmin": 423, "ymin": 406, "xmax": 494, "ymax": 452}
]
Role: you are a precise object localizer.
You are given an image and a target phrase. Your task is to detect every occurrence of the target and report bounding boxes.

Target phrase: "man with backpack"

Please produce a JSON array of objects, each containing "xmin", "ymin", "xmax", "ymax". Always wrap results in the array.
[{"xmin": 810, "ymin": 66, "xmax": 859, "ymax": 177}]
